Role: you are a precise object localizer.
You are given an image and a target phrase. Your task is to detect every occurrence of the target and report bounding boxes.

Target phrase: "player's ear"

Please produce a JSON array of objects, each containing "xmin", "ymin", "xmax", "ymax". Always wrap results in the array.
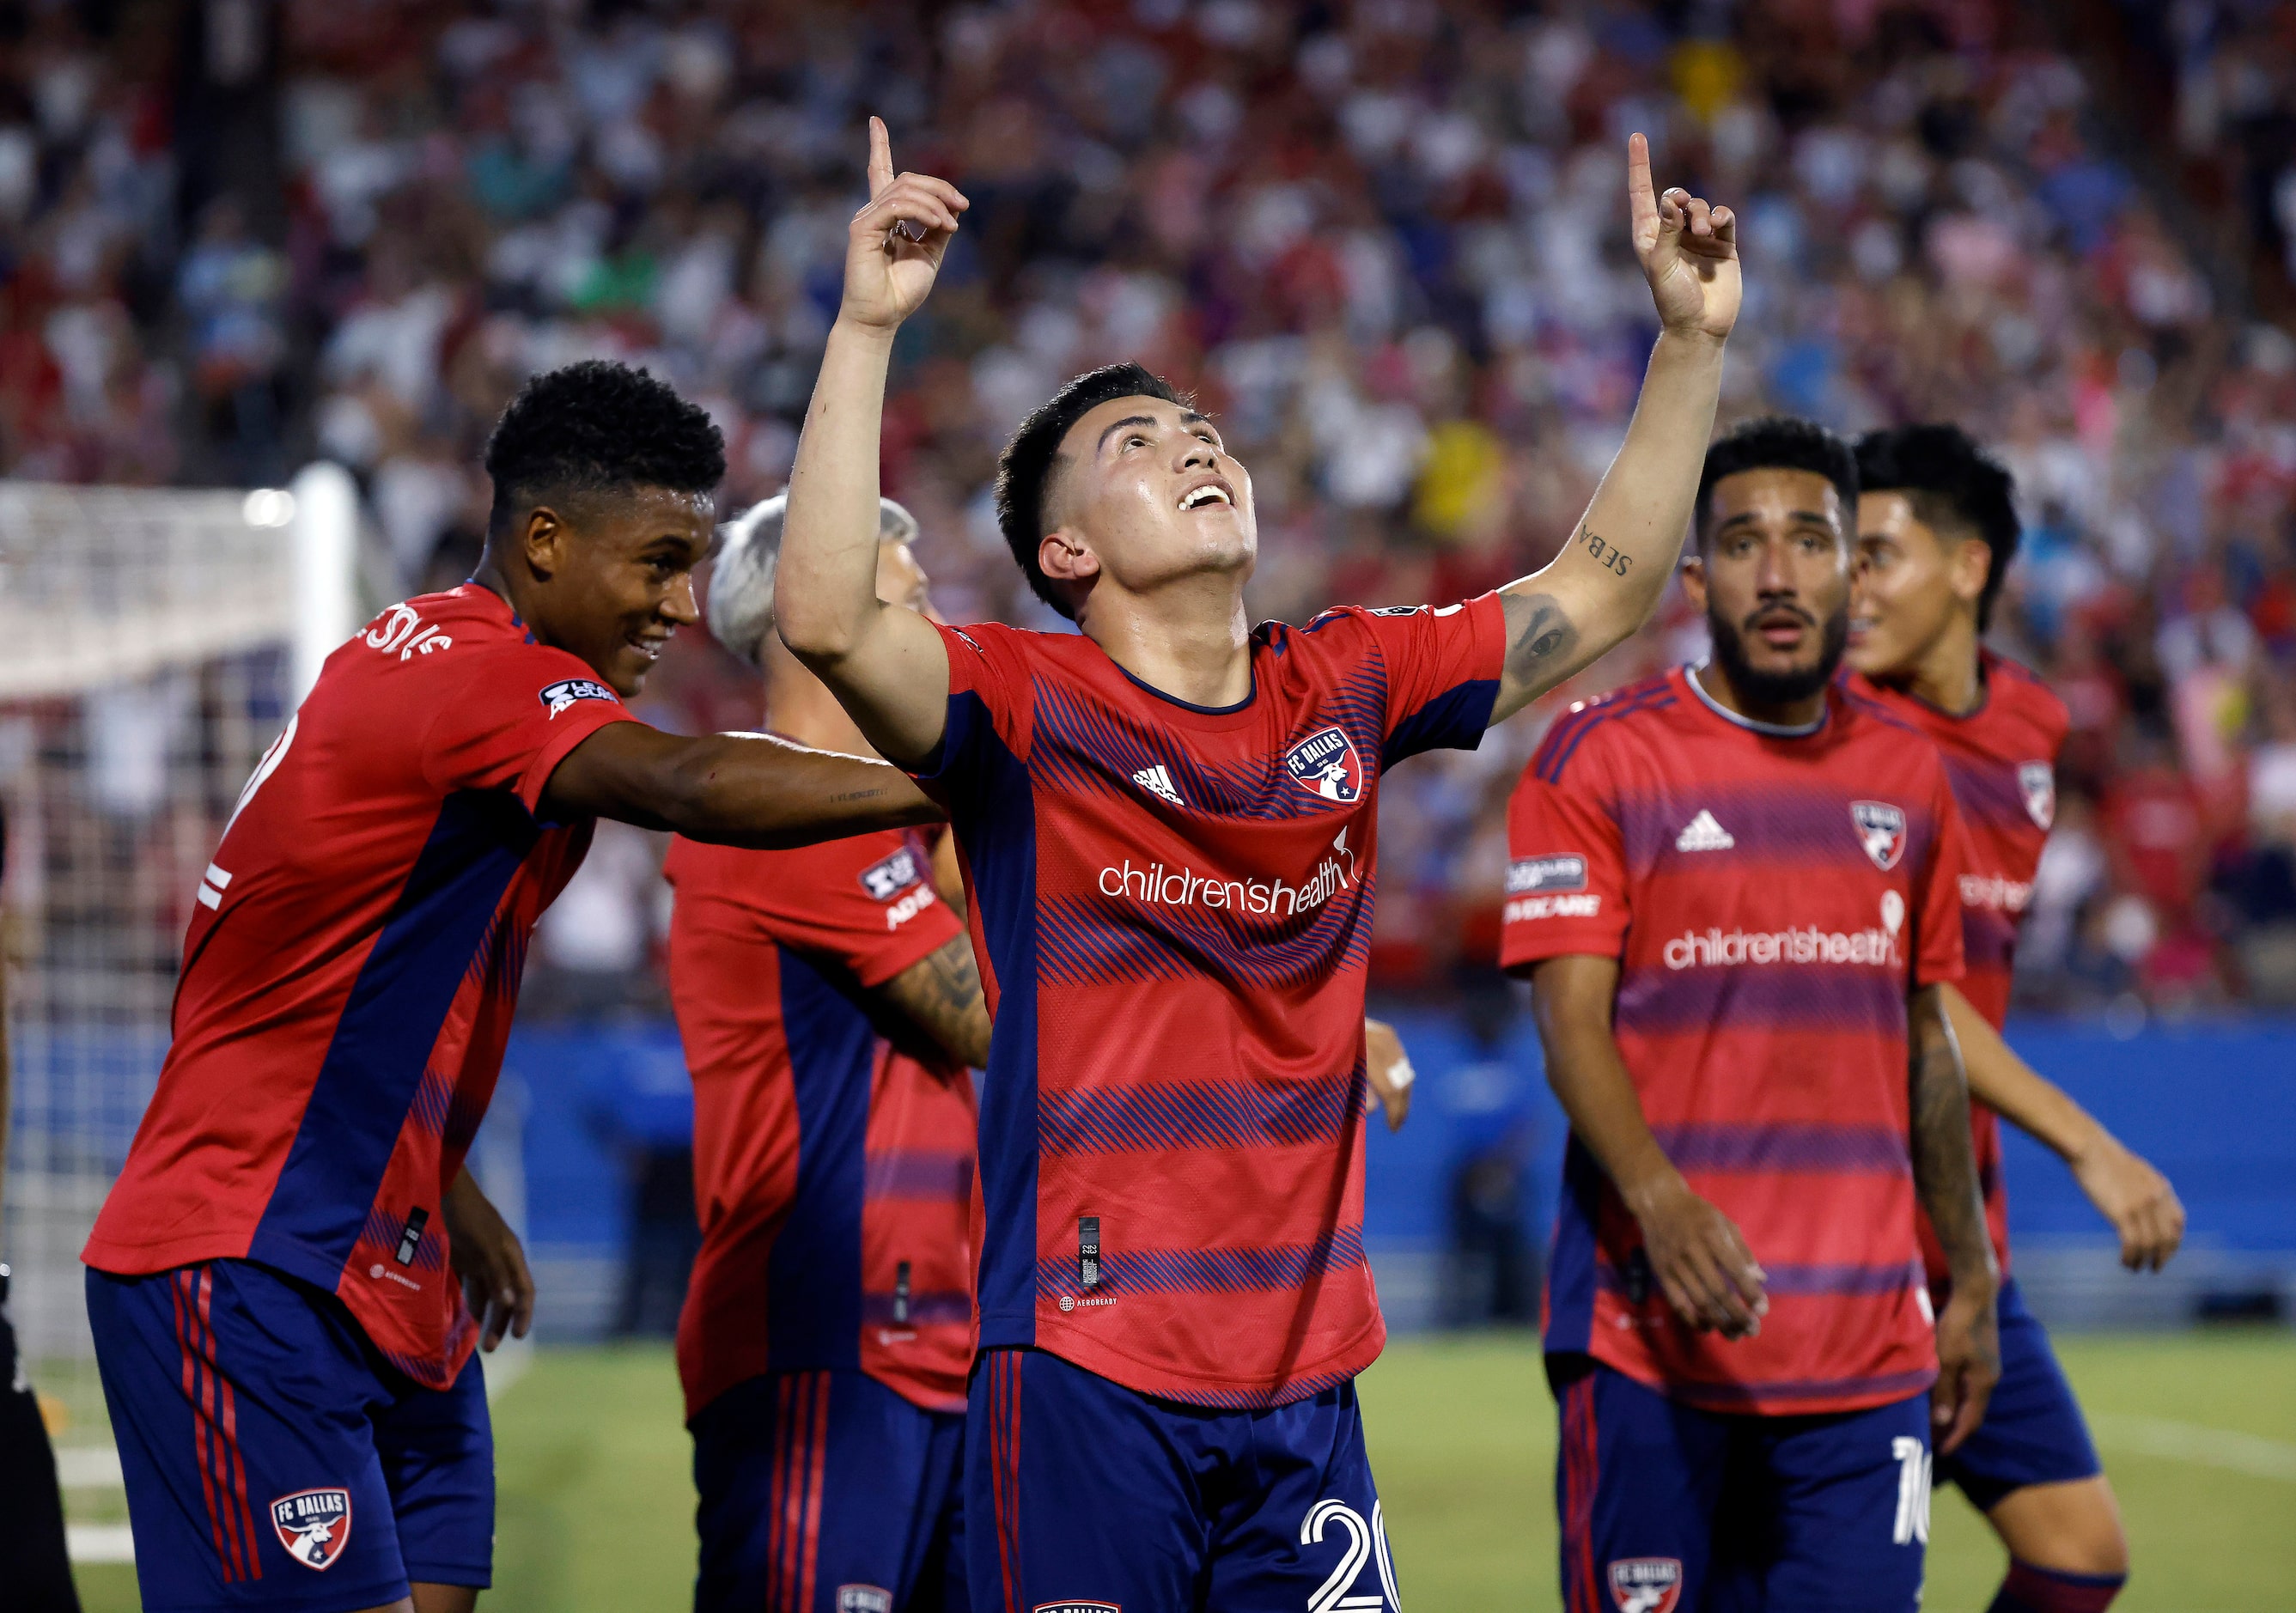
[
  {"xmin": 1038, "ymin": 530, "xmax": 1099, "ymax": 586},
  {"xmin": 1679, "ymin": 552, "xmax": 1708, "ymax": 612},
  {"xmin": 520, "ymin": 505, "xmax": 567, "ymax": 581},
  {"xmin": 1949, "ymin": 536, "xmax": 1991, "ymax": 610}
]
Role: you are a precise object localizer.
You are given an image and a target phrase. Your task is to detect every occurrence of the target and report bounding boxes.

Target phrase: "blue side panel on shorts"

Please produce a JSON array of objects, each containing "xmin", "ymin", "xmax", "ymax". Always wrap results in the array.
[
  {"xmin": 765, "ymin": 947, "xmax": 874, "ymax": 1373},
  {"xmin": 85, "ymin": 1259, "xmax": 495, "ymax": 1613},
  {"xmin": 1937, "ymin": 1277, "xmax": 2102, "ymax": 1511},
  {"xmin": 250, "ymin": 790, "xmax": 538, "ymax": 1287},
  {"xmin": 1544, "ymin": 1137, "xmax": 1605, "ymax": 1355},
  {"xmin": 967, "ymin": 1348, "xmax": 1396, "ymax": 1613},
  {"xmin": 691, "ymin": 1368, "xmax": 966, "ymax": 1613},
  {"xmin": 943, "ymin": 697, "xmax": 1041, "ymax": 1346}
]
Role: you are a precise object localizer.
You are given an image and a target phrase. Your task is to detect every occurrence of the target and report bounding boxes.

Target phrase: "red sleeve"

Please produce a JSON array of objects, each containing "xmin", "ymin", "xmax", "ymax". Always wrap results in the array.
[
  {"xmin": 739, "ymin": 829, "xmax": 965, "ymax": 988},
  {"xmin": 1499, "ymin": 731, "xmax": 1629, "ymax": 971},
  {"xmin": 1312, "ymin": 594, "xmax": 1507, "ymax": 764},
  {"xmin": 911, "ymin": 621, "xmax": 1038, "ymax": 795},
  {"xmin": 419, "ymin": 645, "xmax": 639, "ymax": 813},
  {"xmin": 1912, "ymin": 760, "xmax": 1969, "ymax": 989}
]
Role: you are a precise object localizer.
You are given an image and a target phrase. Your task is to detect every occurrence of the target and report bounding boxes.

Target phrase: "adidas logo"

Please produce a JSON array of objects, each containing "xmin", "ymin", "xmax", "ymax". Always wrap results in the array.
[
  {"xmin": 1132, "ymin": 764, "xmax": 1184, "ymax": 806},
  {"xmin": 1675, "ymin": 809, "xmax": 1735, "ymax": 852}
]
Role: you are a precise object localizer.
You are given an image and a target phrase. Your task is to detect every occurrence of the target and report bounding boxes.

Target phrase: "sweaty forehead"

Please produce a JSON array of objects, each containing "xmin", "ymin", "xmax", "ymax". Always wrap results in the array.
[
  {"xmin": 1708, "ymin": 467, "xmax": 1842, "ymax": 527},
  {"xmin": 1057, "ymin": 395, "xmax": 1209, "ymax": 461},
  {"xmin": 579, "ymin": 484, "xmax": 716, "ymax": 551},
  {"xmin": 1856, "ymin": 489, "xmax": 1928, "ymax": 541}
]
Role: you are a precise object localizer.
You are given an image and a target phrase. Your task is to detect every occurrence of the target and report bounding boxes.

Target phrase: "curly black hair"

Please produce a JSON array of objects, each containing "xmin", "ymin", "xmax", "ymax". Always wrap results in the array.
[
  {"xmin": 483, "ymin": 360, "xmax": 726, "ymax": 538},
  {"xmin": 1695, "ymin": 416, "xmax": 1859, "ymax": 548},
  {"xmin": 995, "ymin": 362, "xmax": 1189, "ymax": 620},
  {"xmin": 1855, "ymin": 423, "xmax": 2021, "ymax": 630}
]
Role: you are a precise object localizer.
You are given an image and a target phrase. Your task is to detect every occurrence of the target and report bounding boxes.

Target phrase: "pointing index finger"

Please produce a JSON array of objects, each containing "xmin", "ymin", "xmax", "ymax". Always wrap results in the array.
[
  {"xmin": 1627, "ymin": 131, "xmax": 1658, "ymax": 237},
  {"xmin": 868, "ymin": 115, "xmax": 895, "ymax": 200}
]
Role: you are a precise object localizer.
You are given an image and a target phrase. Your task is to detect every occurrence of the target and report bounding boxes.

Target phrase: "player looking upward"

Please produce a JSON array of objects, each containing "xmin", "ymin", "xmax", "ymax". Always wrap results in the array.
[
  {"xmin": 774, "ymin": 118, "xmax": 1738, "ymax": 1610},
  {"xmin": 667, "ymin": 493, "xmax": 989, "ymax": 1613},
  {"xmin": 1848, "ymin": 423, "xmax": 2184, "ymax": 1613},
  {"xmin": 82, "ymin": 362, "xmax": 940, "ymax": 1613},
  {"xmin": 1502, "ymin": 417, "xmax": 1999, "ymax": 1613}
]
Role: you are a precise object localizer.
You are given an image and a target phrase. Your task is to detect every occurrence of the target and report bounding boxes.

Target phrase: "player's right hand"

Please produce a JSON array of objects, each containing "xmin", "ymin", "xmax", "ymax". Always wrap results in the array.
[
  {"xmin": 1629, "ymin": 1174, "xmax": 1768, "ymax": 1338},
  {"xmin": 842, "ymin": 117, "xmax": 968, "ymax": 333},
  {"xmin": 1931, "ymin": 1280, "xmax": 2001, "ymax": 1456},
  {"xmin": 2072, "ymin": 1135, "xmax": 2186, "ymax": 1271}
]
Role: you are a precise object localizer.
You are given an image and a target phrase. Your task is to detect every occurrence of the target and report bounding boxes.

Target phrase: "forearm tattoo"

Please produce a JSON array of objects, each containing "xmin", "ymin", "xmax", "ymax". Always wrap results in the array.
[
  {"xmin": 1908, "ymin": 987, "xmax": 1992, "ymax": 1280},
  {"xmin": 1578, "ymin": 522, "xmax": 1632, "ymax": 576},
  {"xmin": 878, "ymin": 933, "xmax": 992, "ymax": 1068}
]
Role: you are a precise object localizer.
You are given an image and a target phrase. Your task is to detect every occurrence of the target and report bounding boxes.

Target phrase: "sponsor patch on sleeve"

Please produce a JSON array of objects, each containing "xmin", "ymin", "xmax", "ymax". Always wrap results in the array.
[
  {"xmin": 1507, "ymin": 854, "xmax": 1587, "ymax": 894},
  {"xmin": 1505, "ymin": 892, "xmax": 1603, "ymax": 922},
  {"xmin": 538, "ymin": 678, "xmax": 620, "ymax": 718},
  {"xmin": 857, "ymin": 845, "xmax": 923, "ymax": 902}
]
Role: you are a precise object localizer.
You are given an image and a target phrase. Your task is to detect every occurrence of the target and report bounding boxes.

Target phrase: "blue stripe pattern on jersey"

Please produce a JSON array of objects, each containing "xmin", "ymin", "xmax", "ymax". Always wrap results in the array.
[
  {"xmin": 1038, "ymin": 1068, "xmax": 1362, "ymax": 1155},
  {"xmin": 248, "ymin": 789, "xmax": 538, "ymax": 1284},
  {"xmin": 1617, "ymin": 967, "xmax": 1913, "ymax": 1039},
  {"xmin": 1647, "ymin": 1121, "xmax": 1913, "ymax": 1176},
  {"xmin": 1032, "ymin": 879, "xmax": 1374, "ymax": 989},
  {"xmin": 1533, "ymin": 679, "xmax": 1677, "ymax": 785},
  {"xmin": 764, "ymin": 942, "xmax": 873, "ymax": 1373},
  {"xmin": 1035, "ymin": 1226, "xmax": 1366, "ymax": 1296}
]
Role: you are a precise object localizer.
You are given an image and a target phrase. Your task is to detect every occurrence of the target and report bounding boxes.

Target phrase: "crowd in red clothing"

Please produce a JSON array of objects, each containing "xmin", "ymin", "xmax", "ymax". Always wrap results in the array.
[{"xmin": 5, "ymin": 0, "xmax": 2295, "ymax": 1010}]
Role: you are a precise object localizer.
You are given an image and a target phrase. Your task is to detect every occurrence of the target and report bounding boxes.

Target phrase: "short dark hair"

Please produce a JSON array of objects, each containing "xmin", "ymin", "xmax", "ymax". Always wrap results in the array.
[
  {"xmin": 994, "ymin": 362, "xmax": 1188, "ymax": 619},
  {"xmin": 484, "ymin": 360, "xmax": 726, "ymax": 538},
  {"xmin": 1695, "ymin": 416, "xmax": 1859, "ymax": 547},
  {"xmin": 1855, "ymin": 423, "xmax": 2021, "ymax": 630}
]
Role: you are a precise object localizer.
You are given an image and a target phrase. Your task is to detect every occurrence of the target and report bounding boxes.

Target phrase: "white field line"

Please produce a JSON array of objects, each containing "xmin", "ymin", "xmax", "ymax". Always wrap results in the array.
[
  {"xmin": 55, "ymin": 1444, "xmax": 124, "ymax": 1488},
  {"xmin": 2088, "ymin": 1413, "xmax": 2296, "ymax": 1482},
  {"xmin": 67, "ymin": 1523, "xmax": 134, "ymax": 1563}
]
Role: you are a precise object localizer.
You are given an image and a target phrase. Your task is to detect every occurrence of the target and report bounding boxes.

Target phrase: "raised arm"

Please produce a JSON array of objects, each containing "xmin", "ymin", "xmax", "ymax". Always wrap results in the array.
[
  {"xmin": 1940, "ymin": 983, "xmax": 2183, "ymax": 1270},
  {"xmin": 1489, "ymin": 134, "xmax": 1740, "ymax": 724},
  {"xmin": 1907, "ymin": 983, "xmax": 2001, "ymax": 1455},
  {"xmin": 541, "ymin": 724, "xmax": 939, "ymax": 848},
  {"xmin": 1529, "ymin": 953, "xmax": 1767, "ymax": 1337},
  {"xmin": 776, "ymin": 119, "xmax": 968, "ymax": 768}
]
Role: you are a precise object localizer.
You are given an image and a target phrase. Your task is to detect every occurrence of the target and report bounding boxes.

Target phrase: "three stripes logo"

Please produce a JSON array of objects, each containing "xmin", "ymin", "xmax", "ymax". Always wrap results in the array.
[
  {"xmin": 1674, "ymin": 810, "xmax": 1734, "ymax": 852},
  {"xmin": 1131, "ymin": 764, "xmax": 1184, "ymax": 806}
]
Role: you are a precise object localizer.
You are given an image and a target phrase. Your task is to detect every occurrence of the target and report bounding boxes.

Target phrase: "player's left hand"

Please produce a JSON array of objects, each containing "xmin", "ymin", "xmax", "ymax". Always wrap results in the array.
[
  {"xmin": 444, "ymin": 1168, "xmax": 535, "ymax": 1353},
  {"xmin": 1365, "ymin": 1018, "xmax": 1414, "ymax": 1132},
  {"xmin": 2072, "ymin": 1136, "xmax": 2186, "ymax": 1271},
  {"xmin": 1931, "ymin": 1281, "xmax": 2001, "ymax": 1457},
  {"xmin": 1626, "ymin": 131, "xmax": 1740, "ymax": 343}
]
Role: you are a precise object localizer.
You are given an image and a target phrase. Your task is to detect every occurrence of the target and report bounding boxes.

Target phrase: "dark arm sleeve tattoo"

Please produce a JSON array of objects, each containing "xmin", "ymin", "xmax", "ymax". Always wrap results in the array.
[
  {"xmin": 1907, "ymin": 984, "xmax": 1995, "ymax": 1283},
  {"xmin": 874, "ymin": 933, "xmax": 992, "ymax": 1070},
  {"xmin": 1500, "ymin": 590, "xmax": 1581, "ymax": 691}
]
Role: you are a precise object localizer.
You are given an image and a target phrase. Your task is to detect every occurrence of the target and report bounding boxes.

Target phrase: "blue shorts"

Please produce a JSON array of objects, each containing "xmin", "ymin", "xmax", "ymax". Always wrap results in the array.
[
  {"xmin": 966, "ymin": 1348, "xmax": 1396, "ymax": 1613},
  {"xmin": 86, "ymin": 1260, "xmax": 491, "ymax": 1613},
  {"xmin": 690, "ymin": 1368, "xmax": 966, "ymax": 1613},
  {"xmin": 1551, "ymin": 1357, "xmax": 1930, "ymax": 1613},
  {"xmin": 1936, "ymin": 1276, "xmax": 2103, "ymax": 1511}
]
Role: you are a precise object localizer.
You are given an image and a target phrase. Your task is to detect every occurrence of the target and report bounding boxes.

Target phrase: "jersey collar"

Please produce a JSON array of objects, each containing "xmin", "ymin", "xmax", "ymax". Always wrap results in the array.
[{"xmin": 1684, "ymin": 661, "xmax": 1829, "ymax": 739}]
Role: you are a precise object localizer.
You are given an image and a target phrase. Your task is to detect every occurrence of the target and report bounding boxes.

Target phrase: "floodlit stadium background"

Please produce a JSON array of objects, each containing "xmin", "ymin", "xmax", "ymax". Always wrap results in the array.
[{"xmin": 1, "ymin": 0, "xmax": 2292, "ymax": 1607}]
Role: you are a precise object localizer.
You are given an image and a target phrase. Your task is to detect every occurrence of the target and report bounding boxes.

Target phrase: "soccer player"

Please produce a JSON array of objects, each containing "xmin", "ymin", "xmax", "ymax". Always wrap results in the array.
[
  {"xmin": 667, "ymin": 493, "xmax": 988, "ymax": 1613},
  {"xmin": 773, "ymin": 118, "xmax": 1739, "ymax": 1610},
  {"xmin": 1848, "ymin": 423, "xmax": 2184, "ymax": 1613},
  {"xmin": 80, "ymin": 361, "xmax": 941, "ymax": 1613},
  {"xmin": 1501, "ymin": 417, "xmax": 2001, "ymax": 1613}
]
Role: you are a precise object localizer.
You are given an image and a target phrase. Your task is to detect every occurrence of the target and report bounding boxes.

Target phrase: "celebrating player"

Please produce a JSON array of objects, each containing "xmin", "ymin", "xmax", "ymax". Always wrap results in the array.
[
  {"xmin": 771, "ymin": 117, "xmax": 1737, "ymax": 1610},
  {"xmin": 1848, "ymin": 423, "xmax": 2183, "ymax": 1613},
  {"xmin": 1502, "ymin": 417, "xmax": 1998, "ymax": 1613},
  {"xmin": 81, "ymin": 362, "xmax": 940, "ymax": 1613},
  {"xmin": 667, "ymin": 494, "xmax": 987, "ymax": 1613}
]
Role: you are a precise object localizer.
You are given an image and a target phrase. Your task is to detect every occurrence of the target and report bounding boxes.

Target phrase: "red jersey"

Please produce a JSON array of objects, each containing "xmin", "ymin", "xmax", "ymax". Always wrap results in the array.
[
  {"xmin": 1849, "ymin": 652, "xmax": 2069, "ymax": 1281},
  {"xmin": 1501, "ymin": 666, "xmax": 1970, "ymax": 1415},
  {"xmin": 663, "ymin": 825, "xmax": 977, "ymax": 1421},
  {"xmin": 85, "ymin": 586, "xmax": 634, "ymax": 1387},
  {"xmin": 917, "ymin": 599, "xmax": 1506, "ymax": 1408}
]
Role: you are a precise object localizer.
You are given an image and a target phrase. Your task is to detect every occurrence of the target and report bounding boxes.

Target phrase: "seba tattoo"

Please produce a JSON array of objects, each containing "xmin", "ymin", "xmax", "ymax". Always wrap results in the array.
[{"xmin": 1580, "ymin": 525, "xmax": 1632, "ymax": 576}]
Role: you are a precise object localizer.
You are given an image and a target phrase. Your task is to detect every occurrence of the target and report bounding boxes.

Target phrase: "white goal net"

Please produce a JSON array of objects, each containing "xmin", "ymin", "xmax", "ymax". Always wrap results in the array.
[{"xmin": 0, "ymin": 466, "xmax": 357, "ymax": 1478}]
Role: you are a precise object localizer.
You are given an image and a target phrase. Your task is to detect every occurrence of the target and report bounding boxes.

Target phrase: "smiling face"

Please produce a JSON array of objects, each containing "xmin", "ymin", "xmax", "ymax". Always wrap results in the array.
[
  {"xmin": 518, "ymin": 484, "xmax": 715, "ymax": 697},
  {"xmin": 1848, "ymin": 490, "xmax": 1988, "ymax": 677},
  {"xmin": 1684, "ymin": 466, "xmax": 1852, "ymax": 705},
  {"xmin": 1038, "ymin": 394, "xmax": 1256, "ymax": 612}
]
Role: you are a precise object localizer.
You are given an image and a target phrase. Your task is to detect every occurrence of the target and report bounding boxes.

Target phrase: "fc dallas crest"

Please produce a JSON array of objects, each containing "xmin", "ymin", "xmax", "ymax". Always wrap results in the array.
[
  {"xmin": 2019, "ymin": 761, "xmax": 2055, "ymax": 831},
  {"xmin": 1285, "ymin": 726, "xmax": 1363, "ymax": 803},
  {"xmin": 271, "ymin": 1488, "xmax": 352, "ymax": 1569},
  {"xmin": 1609, "ymin": 1556, "xmax": 1683, "ymax": 1612},
  {"xmin": 1850, "ymin": 800, "xmax": 1908, "ymax": 871}
]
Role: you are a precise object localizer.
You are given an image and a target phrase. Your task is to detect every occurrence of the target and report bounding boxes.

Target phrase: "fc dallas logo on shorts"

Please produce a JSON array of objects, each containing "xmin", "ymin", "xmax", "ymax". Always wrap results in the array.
[
  {"xmin": 1850, "ymin": 800, "xmax": 1908, "ymax": 870},
  {"xmin": 271, "ymin": 1488, "xmax": 352, "ymax": 1569},
  {"xmin": 1285, "ymin": 726, "xmax": 1363, "ymax": 803},
  {"xmin": 1608, "ymin": 1556, "xmax": 1683, "ymax": 1612}
]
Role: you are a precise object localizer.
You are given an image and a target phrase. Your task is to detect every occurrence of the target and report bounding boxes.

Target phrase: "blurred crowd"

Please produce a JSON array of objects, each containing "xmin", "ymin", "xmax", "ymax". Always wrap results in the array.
[{"xmin": 7, "ymin": 0, "xmax": 2296, "ymax": 1013}]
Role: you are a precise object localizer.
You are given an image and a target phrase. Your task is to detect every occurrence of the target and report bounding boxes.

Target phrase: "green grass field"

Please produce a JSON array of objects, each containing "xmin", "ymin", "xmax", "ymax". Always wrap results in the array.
[{"xmin": 70, "ymin": 1330, "xmax": 2296, "ymax": 1610}]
